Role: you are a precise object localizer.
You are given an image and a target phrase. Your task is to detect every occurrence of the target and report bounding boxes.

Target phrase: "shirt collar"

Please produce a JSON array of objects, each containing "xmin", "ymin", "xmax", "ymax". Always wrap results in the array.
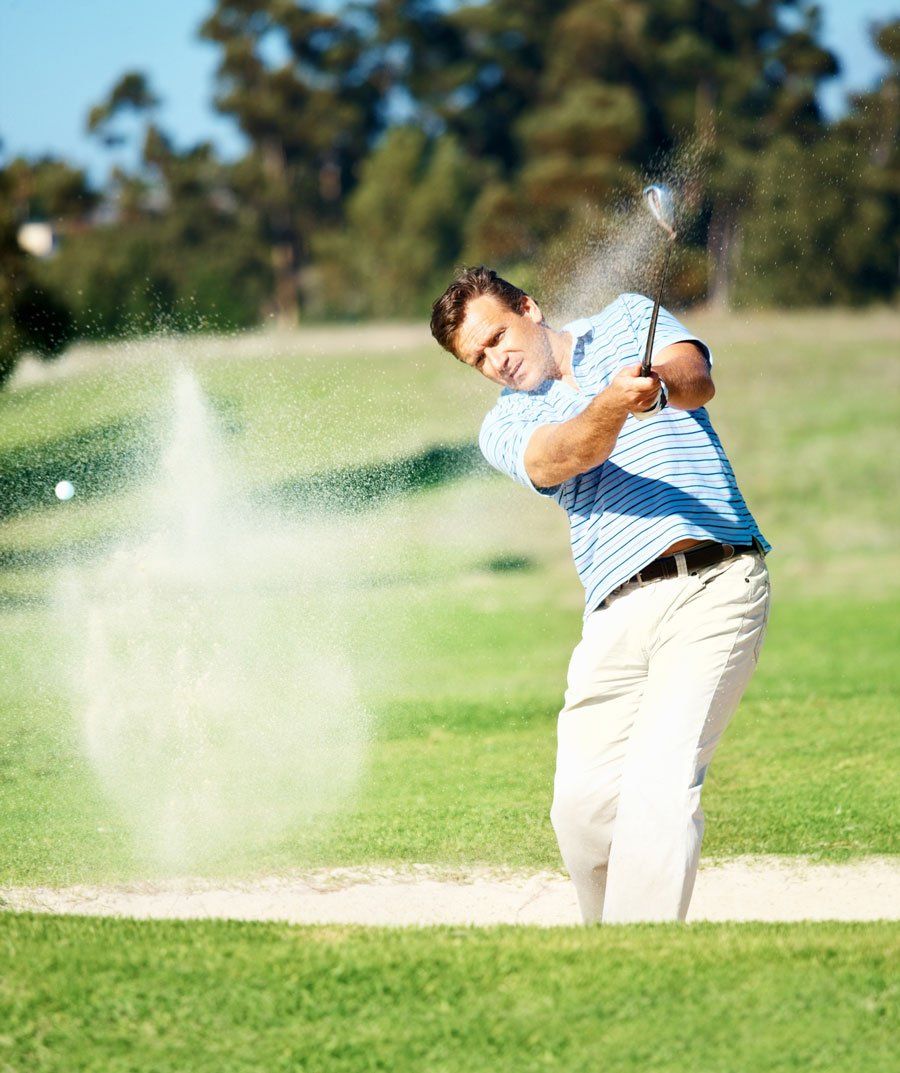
[
  {"xmin": 510, "ymin": 320, "xmax": 595, "ymax": 397},
  {"xmin": 561, "ymin": 318, "xmax": 594, "ymax": 383},
  {"xmin": 561, "ymin": 317, "xmax": 595, "ymax": 346}
]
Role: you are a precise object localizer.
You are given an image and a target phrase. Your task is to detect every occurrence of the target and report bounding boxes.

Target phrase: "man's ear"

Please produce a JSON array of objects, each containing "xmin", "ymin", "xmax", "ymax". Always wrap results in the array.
[{"xmin": 521, "ymin": 294, "xmax": 544, "ymax": 324}]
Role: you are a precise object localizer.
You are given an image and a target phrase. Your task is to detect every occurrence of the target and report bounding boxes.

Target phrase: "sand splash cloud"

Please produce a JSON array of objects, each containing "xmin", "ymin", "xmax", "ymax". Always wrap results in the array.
[{"xmin": 56, "ymin": 368, "xmax": 371, "ymax": 871}]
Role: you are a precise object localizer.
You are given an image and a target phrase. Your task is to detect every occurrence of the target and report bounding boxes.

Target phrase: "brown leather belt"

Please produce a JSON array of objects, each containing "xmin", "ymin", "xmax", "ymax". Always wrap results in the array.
[{"xmin": 631, "ymin": 541, "xmax": 757, "ymax": 585}]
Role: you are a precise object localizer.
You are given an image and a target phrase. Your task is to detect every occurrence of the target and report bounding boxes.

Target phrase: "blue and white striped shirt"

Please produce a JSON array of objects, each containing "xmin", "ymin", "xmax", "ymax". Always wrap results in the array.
[{"xmin": 478, "ymin": 293, "xmax": 770, "ymax": 617}]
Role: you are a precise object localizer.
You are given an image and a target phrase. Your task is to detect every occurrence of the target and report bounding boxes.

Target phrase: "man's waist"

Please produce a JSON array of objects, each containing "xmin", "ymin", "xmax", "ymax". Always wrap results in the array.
[
  {"xmin": 630, "ymin": 540, "xmax": 757, "ymax": 586},
  {"xmin": 657, "ymin": 537, "xmax": 707, "ymax": 557}
]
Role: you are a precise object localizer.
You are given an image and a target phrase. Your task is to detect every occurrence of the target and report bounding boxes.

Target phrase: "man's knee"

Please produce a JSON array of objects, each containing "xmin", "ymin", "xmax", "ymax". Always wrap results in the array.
[{"xmin": 550, "ymin": 770, "xmax": 619, "ymax": 853}]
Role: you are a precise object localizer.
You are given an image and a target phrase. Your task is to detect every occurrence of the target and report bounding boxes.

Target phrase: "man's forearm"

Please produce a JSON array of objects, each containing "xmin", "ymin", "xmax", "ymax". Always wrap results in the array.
[
  {"xmin": 523, "ymin": 346, "xmax": 715, "ymax": 490},
  {"xmin": 524, "ymin": 387, "xmax": 629, "ymax": 489}
]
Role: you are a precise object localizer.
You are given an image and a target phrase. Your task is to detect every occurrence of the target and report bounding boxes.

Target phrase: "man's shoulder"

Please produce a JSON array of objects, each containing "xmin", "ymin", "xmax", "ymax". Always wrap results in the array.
[
  {"xmin": 480, "ymin": 383, "xmax": 557, "ymax": 432},
  {"xmin": 563, "ymin": 293, "xmax": 650, "ymax": 340}
]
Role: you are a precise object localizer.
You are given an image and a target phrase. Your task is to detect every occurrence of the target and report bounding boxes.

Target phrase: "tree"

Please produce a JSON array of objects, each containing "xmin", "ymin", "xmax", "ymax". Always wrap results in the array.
[
  {"xmin": 26, "ymin": 73, "xmax": 272, "ymax": 339},
  {"xmin": 87, "ymin": 71, "xmax": 161, "ymax": 148},
  {"xmin": 0, "ymin": 157, "xmax": 78, "ymax": 384},
  {"xmin": 833, "ymin": 19, "xmax": 899, "ymax": 298},
  {"xmin": 737, "ymin": 18, "xmax": 899, "ymax": 305},
  {"xmin": 85, "ymin": 71, "xmax": 166, "ymax": 225},
  {"xmin": 0, "ymin": 161, "xmax": 36, "ymax": 384},
  {"xmin": 4, "ymin": 156, "xmax": 96, "ymax": 224},
  {"xmin": 200, "ymin": 0, "xmax": 382, "ymax": 323},
  {"xmin": 40, "ymin": 128, "xmax": 271, "ymax": 338},
  {"xmin": 314, "ymin": 127, "xmax": 483, "ymax": 316}
]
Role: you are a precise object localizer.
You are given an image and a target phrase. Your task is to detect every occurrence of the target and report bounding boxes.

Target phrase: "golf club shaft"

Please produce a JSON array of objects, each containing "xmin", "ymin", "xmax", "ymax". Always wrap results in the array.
[{"xmin": 641, "ymin": 239, "xmax": 674, "ymax": 377}]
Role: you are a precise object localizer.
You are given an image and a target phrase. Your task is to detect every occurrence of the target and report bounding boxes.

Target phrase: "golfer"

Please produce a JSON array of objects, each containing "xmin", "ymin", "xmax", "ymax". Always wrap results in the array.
[{"xmin": 430, "ymin": 266, "xmax": 771, "ymax": 924}]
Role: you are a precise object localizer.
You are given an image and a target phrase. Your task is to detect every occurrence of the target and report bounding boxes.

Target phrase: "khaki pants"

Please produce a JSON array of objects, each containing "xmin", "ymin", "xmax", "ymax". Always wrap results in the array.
[{"xmin": 550, "ymin": 550, "xmax": 771, "ymax": 924}]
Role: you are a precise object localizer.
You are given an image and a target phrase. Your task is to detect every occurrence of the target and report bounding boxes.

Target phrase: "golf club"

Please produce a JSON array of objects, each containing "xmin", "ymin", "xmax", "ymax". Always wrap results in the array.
[
  {"xmin": 630, "ymin": 184, "xmax": 678, "ymax": 421},
  {"xmin": 640, "ymin": 183, "xmax": 677, "ymax": 378}
]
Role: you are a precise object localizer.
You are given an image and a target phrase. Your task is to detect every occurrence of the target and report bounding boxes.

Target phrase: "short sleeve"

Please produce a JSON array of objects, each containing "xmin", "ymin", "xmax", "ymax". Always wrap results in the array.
[
  {"xmin": 620, "ymin": 293, "xmax": 713, "ymax": 369},
  {"xmin": 479, "ymin": 401, "xmax": 566, "ymax": 503}
]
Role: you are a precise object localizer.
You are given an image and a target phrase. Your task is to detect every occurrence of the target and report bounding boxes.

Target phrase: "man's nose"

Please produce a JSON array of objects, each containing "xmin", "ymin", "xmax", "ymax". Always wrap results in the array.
[{"xmin": 487, "ymin": 347, "xmax": 509, "ymax": 375}]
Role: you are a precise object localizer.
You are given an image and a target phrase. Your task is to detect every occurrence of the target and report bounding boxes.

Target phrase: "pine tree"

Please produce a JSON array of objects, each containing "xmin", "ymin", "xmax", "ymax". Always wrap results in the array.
[{"xmin": 200, "ymin": 0, "xmax": 381, "ymax": 323}]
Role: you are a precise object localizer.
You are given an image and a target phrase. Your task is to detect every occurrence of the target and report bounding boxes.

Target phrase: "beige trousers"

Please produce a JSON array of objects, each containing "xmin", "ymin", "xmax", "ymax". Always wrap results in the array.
[{"xmin": 550, "ymin": 550, "xmax": 771, "ymax": 924}]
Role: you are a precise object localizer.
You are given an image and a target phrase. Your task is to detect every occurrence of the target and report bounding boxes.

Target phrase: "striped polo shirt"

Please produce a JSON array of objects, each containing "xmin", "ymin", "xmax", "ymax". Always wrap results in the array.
[{"xmin": 478, "ymin": 292, "xmax": 770, "ymax": 617}]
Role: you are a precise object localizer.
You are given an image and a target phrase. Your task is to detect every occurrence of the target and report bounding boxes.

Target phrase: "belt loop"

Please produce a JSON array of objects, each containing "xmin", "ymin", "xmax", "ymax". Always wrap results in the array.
[{"xmin": 675, "ymin": 552, "xmax": 688, "ymax": 577}]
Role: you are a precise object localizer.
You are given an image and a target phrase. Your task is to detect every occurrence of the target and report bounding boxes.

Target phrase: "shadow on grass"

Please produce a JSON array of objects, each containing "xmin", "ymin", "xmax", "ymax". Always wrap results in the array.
[
  {"xmin": 483, "ymin": 554, "xmax": 534, "ymax": 573},
  {"xmin": 0, "ymin": 420, "xmax": 154, "ymax": 520},
  {"xmin": 0, "ymin": 436, "xmax": 492, "ymax": 587},
  {"xmin": 259, "ymin": 442, "xmax": 489, "ymax": 514},
  {"xmin": 1, "ymin": 417, "xmax": 488, "ymax": 526},
  {"xmin": 0, "ymin": 536, "xmax": 123, "ymax": 571},
  {"xmin": 0, "ymin": 590, "xmax": 47, "ymax": 611}
]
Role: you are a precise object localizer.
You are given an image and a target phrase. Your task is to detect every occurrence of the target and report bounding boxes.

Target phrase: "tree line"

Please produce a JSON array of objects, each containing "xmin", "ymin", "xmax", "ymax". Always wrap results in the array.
[{"xmin": 1, "ymin": 0, "xmax": 898, "ymax": 384}]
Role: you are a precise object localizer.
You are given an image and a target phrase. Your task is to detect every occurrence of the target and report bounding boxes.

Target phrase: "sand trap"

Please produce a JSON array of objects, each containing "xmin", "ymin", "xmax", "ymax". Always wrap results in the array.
[{"xmin": 1, "ymin": 858, "xmax": 897, "ymax": 926}]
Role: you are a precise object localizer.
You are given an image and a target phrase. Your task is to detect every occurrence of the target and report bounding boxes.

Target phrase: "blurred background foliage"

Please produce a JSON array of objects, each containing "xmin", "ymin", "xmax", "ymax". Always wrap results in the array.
[{"xmin": 1, "ymin": 0, "xmax": 897, "ymax": 384}]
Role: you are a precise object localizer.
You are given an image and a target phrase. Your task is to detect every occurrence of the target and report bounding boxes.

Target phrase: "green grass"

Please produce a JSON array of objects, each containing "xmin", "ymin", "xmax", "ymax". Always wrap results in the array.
[
  {"xmin": 1, "ymin": 311, "xmax": 899, "ymax": 883},
  {"xmin": 1, "ymin": 584, "xmax": 896, "ymax": 886},
  {"xmin": 2, "ymin": 312, "xmax": 898, "ymax": 1071},
  {"xmin": 1, "ymin": 915, "xmax": 896, "ymax": 1072}
]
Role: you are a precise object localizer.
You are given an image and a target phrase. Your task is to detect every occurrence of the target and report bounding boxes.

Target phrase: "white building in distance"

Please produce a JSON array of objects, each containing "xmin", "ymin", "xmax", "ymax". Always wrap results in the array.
[{"xmin": 17, "ymin": 221, "xmax": 56, "ymax": 258}]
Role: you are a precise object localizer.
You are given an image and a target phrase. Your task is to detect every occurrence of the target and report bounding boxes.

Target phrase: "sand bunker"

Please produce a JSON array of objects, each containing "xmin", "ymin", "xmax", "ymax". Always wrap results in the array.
[{"xmin": 2, "ymin": 858, "xmax": 897, "ymax": 926}]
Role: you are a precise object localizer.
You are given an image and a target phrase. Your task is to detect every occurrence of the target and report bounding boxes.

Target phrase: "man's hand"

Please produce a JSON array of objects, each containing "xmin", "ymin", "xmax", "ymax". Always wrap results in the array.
[
  {"xmin": 525, "ymin": 345, "xmax": 714, "ymax": 490},
  {"xmin": 525, "ymin": 366, "xmax": 657, "ymax": 489},
  {"xmin": 609, "ymin": 365, "xmax": 663, "ymax": 415}
]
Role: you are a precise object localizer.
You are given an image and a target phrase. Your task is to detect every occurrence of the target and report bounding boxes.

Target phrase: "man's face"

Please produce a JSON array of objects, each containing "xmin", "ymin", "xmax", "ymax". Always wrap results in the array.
[{"xmin": 454, "ymin": 293, "xmax": 556, "ymax": 391}]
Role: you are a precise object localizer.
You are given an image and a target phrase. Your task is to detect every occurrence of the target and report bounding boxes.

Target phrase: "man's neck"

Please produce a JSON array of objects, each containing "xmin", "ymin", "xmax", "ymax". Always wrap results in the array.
[{"xmin": 549, "ymin": 328, "xmax": 575, "ymax": 384}]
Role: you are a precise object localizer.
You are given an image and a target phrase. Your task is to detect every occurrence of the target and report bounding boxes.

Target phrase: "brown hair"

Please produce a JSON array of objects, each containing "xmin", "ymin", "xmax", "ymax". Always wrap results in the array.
[{"xmin": 430, "ymin": 266, "xmax": 527, "ymax": 357}]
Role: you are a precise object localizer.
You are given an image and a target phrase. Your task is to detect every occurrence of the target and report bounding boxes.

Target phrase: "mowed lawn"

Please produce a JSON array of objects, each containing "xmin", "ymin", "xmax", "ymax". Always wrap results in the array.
[
  {"xmin": 0, "ymin": 311, "xmax": 898, "ymax": 1070},
  {"xmin": 1, "ymin": 915, "xmax": 897, "ymax": 1073},
  {"xmin": 1, "ymin": 309, "xmax": 897, "ymax": 884}
]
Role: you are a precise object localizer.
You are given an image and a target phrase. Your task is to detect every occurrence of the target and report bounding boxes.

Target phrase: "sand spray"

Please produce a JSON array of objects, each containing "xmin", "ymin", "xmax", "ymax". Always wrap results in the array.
[{"xmin": 56, "ymin": 368, "xmax": 374, "ymax": 871}]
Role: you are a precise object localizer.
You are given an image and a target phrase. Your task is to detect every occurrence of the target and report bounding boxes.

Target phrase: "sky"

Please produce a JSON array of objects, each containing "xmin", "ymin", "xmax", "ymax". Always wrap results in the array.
[{"xmin": 0, "ymin": 0, "xmax": 897, "ymax": 183}]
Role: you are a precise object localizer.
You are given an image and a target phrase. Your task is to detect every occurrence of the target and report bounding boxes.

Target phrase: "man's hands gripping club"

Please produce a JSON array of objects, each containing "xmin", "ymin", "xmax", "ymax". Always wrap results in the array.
[
  {"xmin": 524, "ymin": 364, "xmax": 661, "ymax": 490},
  {"xmin": 610, "ymin": 364, "xmax": 665, "ymax": 417},
  {"xmin": 524, "ymin": 345, "xmax": 713, "ymax": 492}
]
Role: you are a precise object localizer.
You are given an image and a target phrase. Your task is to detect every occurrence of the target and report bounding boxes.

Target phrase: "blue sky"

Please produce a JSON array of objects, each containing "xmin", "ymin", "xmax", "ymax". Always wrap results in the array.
[{"xmin": 1, "ymin": 0, "xmax": 896, "ymax": 182}]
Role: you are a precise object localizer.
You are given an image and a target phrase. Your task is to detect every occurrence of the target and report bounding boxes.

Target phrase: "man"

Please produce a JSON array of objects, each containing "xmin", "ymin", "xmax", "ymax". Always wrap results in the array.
[{"xmin": 430, "ymin": 266, "xmax": 771, "ymax": 924}]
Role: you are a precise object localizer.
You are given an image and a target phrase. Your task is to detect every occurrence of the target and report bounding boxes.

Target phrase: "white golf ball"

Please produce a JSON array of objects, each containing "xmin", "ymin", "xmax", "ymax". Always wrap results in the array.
[{"xmin": 54, "ymin": 480, "xmax": 75, "ymax": 501}]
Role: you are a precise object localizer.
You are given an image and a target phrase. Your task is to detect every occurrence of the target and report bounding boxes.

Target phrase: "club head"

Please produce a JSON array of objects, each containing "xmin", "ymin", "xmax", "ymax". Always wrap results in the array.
[{"xmin": 643, "ymin": 184, "xmax": 677, "ymax": 240}]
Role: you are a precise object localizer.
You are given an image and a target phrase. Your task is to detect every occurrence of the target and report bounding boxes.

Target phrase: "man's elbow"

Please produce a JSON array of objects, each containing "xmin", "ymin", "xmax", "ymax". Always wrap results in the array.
[
  {"xmin": 525, "ymin": 438, "xmax": 588, "ymax": 489},
  {"xmin": 525, "ymin": 451, "xmax": 567, "ymax": 490},
  {"xmin": 696, "ymin": 379, "xmax": 716, "ymax": 407},
  {"xmin": 671, "ymin": 378, "xmax": 715, "ymax": 411}
]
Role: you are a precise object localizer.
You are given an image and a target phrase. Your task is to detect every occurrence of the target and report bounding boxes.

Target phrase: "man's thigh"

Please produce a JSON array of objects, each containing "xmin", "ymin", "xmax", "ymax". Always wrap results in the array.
[
  {"xmin": 629, "ymin": 551, "xmax": 771, "ymax": 777},
  {"xmin": 651, "ymin": 551, "xmax": 770, "ymax": 693},
  {"xmin": 555, "ymin": 580, "xmax": 660, "ymax": 779},
  {"xmin": 557, "ymin": 552, "xmax": 770, "ymax": 776}
]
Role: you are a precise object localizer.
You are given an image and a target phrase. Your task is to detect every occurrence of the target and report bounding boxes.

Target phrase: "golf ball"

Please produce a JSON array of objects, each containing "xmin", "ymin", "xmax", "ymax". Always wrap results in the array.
[{"xmin": 54, "ymin": 479, "xmax": 75, "ymax": 501}]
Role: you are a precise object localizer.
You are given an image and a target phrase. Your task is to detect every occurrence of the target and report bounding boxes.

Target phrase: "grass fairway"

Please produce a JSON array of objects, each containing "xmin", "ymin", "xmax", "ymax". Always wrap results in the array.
[
  {"xmin": 1, "ymin": 311, "xmax": 898, "ymax": 1069},
  {"xmin": 1, "ymin": 915, "xmax": 896, "ymax": 1072},
  {"xmin": 0, "ymin": 590, "xmax": 896, "ymax": 886},
  {"xmin": 1, "ymin": 310, "xmax": 898, "ymax": 882}
]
